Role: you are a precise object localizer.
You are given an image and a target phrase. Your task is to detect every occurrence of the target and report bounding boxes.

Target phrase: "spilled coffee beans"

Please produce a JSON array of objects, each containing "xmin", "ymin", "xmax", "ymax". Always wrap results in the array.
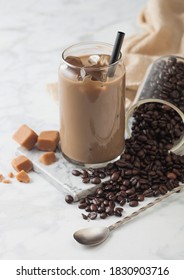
[{"xmin": 68, "ymin": 102, "xmax": 184, "ymax": 220}]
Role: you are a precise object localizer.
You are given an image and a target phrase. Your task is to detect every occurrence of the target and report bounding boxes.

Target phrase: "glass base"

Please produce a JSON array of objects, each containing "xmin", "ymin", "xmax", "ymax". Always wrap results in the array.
[{"xmin": 62, "ymin": 152, "xmax": 122, "ymax": 169}]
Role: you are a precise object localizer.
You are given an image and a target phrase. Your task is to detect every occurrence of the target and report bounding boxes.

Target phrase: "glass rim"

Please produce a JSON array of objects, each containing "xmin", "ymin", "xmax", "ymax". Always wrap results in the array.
[
  {"xmin": 153, "ymin": 54, "xmax": 184, "ymax": 63},
  {"xmin": 61, "ymin": 41, "xmax": 123, "ymax": 71}
]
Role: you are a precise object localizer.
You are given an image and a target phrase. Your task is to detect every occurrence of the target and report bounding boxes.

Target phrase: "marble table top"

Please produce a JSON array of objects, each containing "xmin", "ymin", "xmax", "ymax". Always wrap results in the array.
[{"xmin": 0, "ymin": 0, "xmax": 184, "ymax": 260}]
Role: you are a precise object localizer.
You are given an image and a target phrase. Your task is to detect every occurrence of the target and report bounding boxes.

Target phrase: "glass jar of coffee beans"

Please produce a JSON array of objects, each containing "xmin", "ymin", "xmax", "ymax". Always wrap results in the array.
[
  {"xmin": 134, "ymin": 55, "xmax": 184, "ymax": 112},
  {"xmin": 126, "ymin": 55, "xmax": 184, "ymax": 155}
]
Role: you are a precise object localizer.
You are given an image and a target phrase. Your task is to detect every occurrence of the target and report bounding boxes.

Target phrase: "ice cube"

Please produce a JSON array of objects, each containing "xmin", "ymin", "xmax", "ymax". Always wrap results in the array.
[
  {"xmin": 78, "ymin": 67, "xmax": 86, "ymax": 81},
  {"xmin": 98, "ymin": 55, "xmax": 109, "ymax": 66},
  {"xmin": 86, "ymin": 69, "xmax": 107, "ymax": 82},
  {"xmin": 88, "ymin": 55, "xmax": 100, "ymax": 66},
  {"xmin": 65, "ymin": 56, "xmax": 83, "ymax": 67},
  {"xmin": 64, "ymin": 67, "xmax": 79, "ymax": 79}
]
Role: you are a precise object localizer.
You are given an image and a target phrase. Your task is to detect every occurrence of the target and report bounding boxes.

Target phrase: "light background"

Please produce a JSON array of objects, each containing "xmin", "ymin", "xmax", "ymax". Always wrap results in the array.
[{"xmin": 0, "ymin": 0, "xmax": 184, "ymax": 260}]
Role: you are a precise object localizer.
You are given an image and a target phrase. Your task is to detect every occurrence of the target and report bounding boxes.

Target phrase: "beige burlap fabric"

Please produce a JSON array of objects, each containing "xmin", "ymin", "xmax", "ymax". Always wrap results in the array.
[{"xmin": 123, "ymin": 0, "xmax": 184, "ymax": 107}]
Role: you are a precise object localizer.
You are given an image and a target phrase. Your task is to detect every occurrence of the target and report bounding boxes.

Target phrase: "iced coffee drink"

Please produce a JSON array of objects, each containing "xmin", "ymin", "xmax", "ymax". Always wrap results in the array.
[{"xmin": 58, "ymin": 42, "xmax": 125, "ymax": 165}]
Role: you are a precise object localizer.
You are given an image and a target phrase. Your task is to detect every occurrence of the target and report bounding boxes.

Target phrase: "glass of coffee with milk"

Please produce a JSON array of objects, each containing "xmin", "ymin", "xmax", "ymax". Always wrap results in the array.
[{"xmin": 58, "ymin": 33, "xmax": 126, "ymax": 166}]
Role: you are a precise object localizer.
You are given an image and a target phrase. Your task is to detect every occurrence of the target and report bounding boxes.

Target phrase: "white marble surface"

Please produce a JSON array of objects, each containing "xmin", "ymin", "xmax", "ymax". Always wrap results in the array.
[
  {"xmin": 17, "ymin": 146, "xmax": 103, "ymax": 201},
  {"xmin": 0, "ymin": 0, "xmax": 184, "ymax": 260}
]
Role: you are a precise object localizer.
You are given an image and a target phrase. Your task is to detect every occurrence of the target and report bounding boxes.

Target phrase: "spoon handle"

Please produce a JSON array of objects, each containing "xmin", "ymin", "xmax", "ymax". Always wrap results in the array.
[{"xmin": 108, "ymin": 185, "xmax": 184, "ymax": 232}]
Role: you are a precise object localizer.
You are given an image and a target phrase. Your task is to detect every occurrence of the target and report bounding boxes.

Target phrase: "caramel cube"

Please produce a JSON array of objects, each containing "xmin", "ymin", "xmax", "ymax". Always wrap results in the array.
[
  {"xmin": 13, "ymin": 124, "xmax": 38, "ymax": 150},
  {"xmin": 8, "ymin": 172, "xmax": 14, "ymax": 178},
  {"xmin": 39, "ymin": 152, "xmax": 56, "ymax": 165},
  {"xmin": 0, "ymin": 174, "xmax": 4, "ymax": 182},
  {"xmin": 37, "ymin": 131, "xmax": 59, "ymax": 151},
  {"xmin": 16, "ymin": 170, "xmax": 30, "ymax": 183},
  {"xmin": 2, "ymin": 179, "xmax": 11, "ymax": 184},
  {"xmin": 11, "ymin": 155, "xmax": 33, "ymax": 172}
]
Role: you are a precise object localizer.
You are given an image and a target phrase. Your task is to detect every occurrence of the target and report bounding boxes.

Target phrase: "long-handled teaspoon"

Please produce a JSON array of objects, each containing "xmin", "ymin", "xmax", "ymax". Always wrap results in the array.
[{"xmin": 73, "ymin": 185, "xmax": 183, "ymax": 246}]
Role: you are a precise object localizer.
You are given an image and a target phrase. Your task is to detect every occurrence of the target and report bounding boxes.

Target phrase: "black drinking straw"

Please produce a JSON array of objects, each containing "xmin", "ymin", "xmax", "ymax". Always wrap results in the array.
[{"xmin": 108, "ymin": 31, "xmax": 125, "ymax": 77}]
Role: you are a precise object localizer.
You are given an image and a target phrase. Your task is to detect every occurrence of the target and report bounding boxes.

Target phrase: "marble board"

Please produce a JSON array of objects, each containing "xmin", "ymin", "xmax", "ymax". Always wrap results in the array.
[{"xmin": 16, "ymin": 146, "xmax": 104, "ymax": 201}]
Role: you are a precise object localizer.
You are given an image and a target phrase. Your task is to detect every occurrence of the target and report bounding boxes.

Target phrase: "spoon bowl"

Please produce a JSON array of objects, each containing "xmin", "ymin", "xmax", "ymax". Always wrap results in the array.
[{"xmin": 73, "ymin": 226, "xmax": 110, "ymax": 246}]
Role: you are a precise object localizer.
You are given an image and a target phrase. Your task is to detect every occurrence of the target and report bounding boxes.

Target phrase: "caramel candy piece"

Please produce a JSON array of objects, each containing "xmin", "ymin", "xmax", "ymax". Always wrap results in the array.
[
  {"xmin": 11, "ymin": 155, "xmax": 33, "ymax": 172},
  {"xmin": 16, "ymin": 170, "xmax": 30, "ymax": 183},
  {"xmin": 0, "ymin": 174, "xmax": 4, "ymax": 182},
  {"xmin": 39, "ymin": 152, "xmax": 56, "ymax": 165},
  {"xmin": 13, "ymin": 124, "xmax": 38, "ymax": 150},
  {"xmin": 2, "ymin": 179, "xmax": 11, "ymax": 184},
  {"xmin": 8, "ymin": 172, "xmax": 14, "ymax": 178},
  {"xmin": 37, "ymin": 131, "xmax": 59, "ymax": 152}
]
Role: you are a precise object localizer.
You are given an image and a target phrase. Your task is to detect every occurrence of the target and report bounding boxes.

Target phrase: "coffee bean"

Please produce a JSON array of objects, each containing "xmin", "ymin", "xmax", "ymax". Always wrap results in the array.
[
  {"xmin": 153, "ymin": 190, "xmax": 160, "ymax": 196},
  {"xmin": 143, "ymin": 189, "xmax": 153, "ymax": 197},
  {"xmin": 85, "ymin": 205, "xmax": 91, "ymax": 212},
  {"xmin": 107, "ymin": 194, "xmax": 116, "ymax": 201},
  {"xmin": 103, "ymin": 200, "xmax": 109, "ymax": 206},
  {"xmin": 120, "ymin": 198, "xmax": 126, "ymax": 206},
  {"xmin": 95, "ymin": 188, "xmax": 104, "ymax": 196},
  {"xmin": 100, "ymin": 213, "xmax": 107, "ymax": 219},
  {"xmin": 98, "ymin": 206, "xmax": 105, "ymax": 213},
  {"xmin": 91, "ymin": 177, "xmax": 101, "ymax": 184},
  {"xmin": 88, "ymin": 212, "xmax": 97, "ymax": 220},
  {"xmin": 82, "ymin": 213, "xmax": 88, "ymax": 220},
  {"xmin": 104, "ymin": 184, "xmax": 113, "ymax": 191},
  {"xmin": 90, "ymin": 204, "xmax": 97, "ymax": 212},
  {"xmin": 105, "ymin": 206, "xmax": 114, "ymax": 215},
  {"xmin": 78, "ymin": 203, "xmax": 87, "ymax": 209},
  {"xmin": 82, "ymin": 177, "xmax": 90, "ymax": 184},
  {"xmin": 159, "ymin": 185, "xmax": 168, "ymax": 195},
  {"xmin": 126, "ymin": 187, "xmax": 135, "ymax": 196},
  {"xmin": 167, "ymin": 172, "xmax": 177, "ymax": 180},
  {"xmin": 125, "ymin": 170, "xmax": 132, "ymax": 176},
  {"xmin": 114, "ymin": 210, "xmax": 123, "ymax": 217},
  {"xmin": 137, "ymin": 135, "xmax": 147, "ymax": 142},
  {"xmin": 127, "ymin": 193, "xmax": 138, "ymax": 201},
  {"xmin": 122, "ymin": 179, "xmax": 129, "ymax": 186},
  {"xmin": 85, "ymin": 198, "xmax": 91, "ymax": 205},
  {"xmin": 99, "ymin": 172, "xmax": 106, "ymax": 179},
  {"xmin": 65, "ymin": 195, "xmax": 74, "ymax": 204},
  {"xmin": 115, "ymin": 207, "xmax": 124, "ymax": 213},
  {"xmin": 116, "ymin": 195, "xmax": 124, "ymax": 202},
  {"xmin": 72, "ymin": 170, "xmax": 81, "ymax": 176},
  {"xmin": 92, "ymin": 198, "xmax": 100, "ymax": 205},
  {"xmin": 109, "ymin": 201, "xmax": 115, "ymax": 207},
  {"xmin": 81, "ymin": 170, "xmax": 89, "ymax": 179},
  {"xmin": 137, "ymin": 194, "xmax": 144, "ymax": 201},
  {"xmin": 129, "ymin": 200, "xmax": 139, "ymax": 207},
  {"xmin": 111, "ymin": 172, "xmax": 119, "ymax": 181}
]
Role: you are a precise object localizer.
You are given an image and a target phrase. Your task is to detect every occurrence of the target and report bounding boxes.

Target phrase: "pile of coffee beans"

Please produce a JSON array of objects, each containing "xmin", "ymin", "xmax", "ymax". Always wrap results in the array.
[
  {"xmin": 66, "ymin": 102, "xmax": 184, "ymax": 220},
  {"xmin": 139, "ymin": 56, "xmax": 184, "ymax": 113}
]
